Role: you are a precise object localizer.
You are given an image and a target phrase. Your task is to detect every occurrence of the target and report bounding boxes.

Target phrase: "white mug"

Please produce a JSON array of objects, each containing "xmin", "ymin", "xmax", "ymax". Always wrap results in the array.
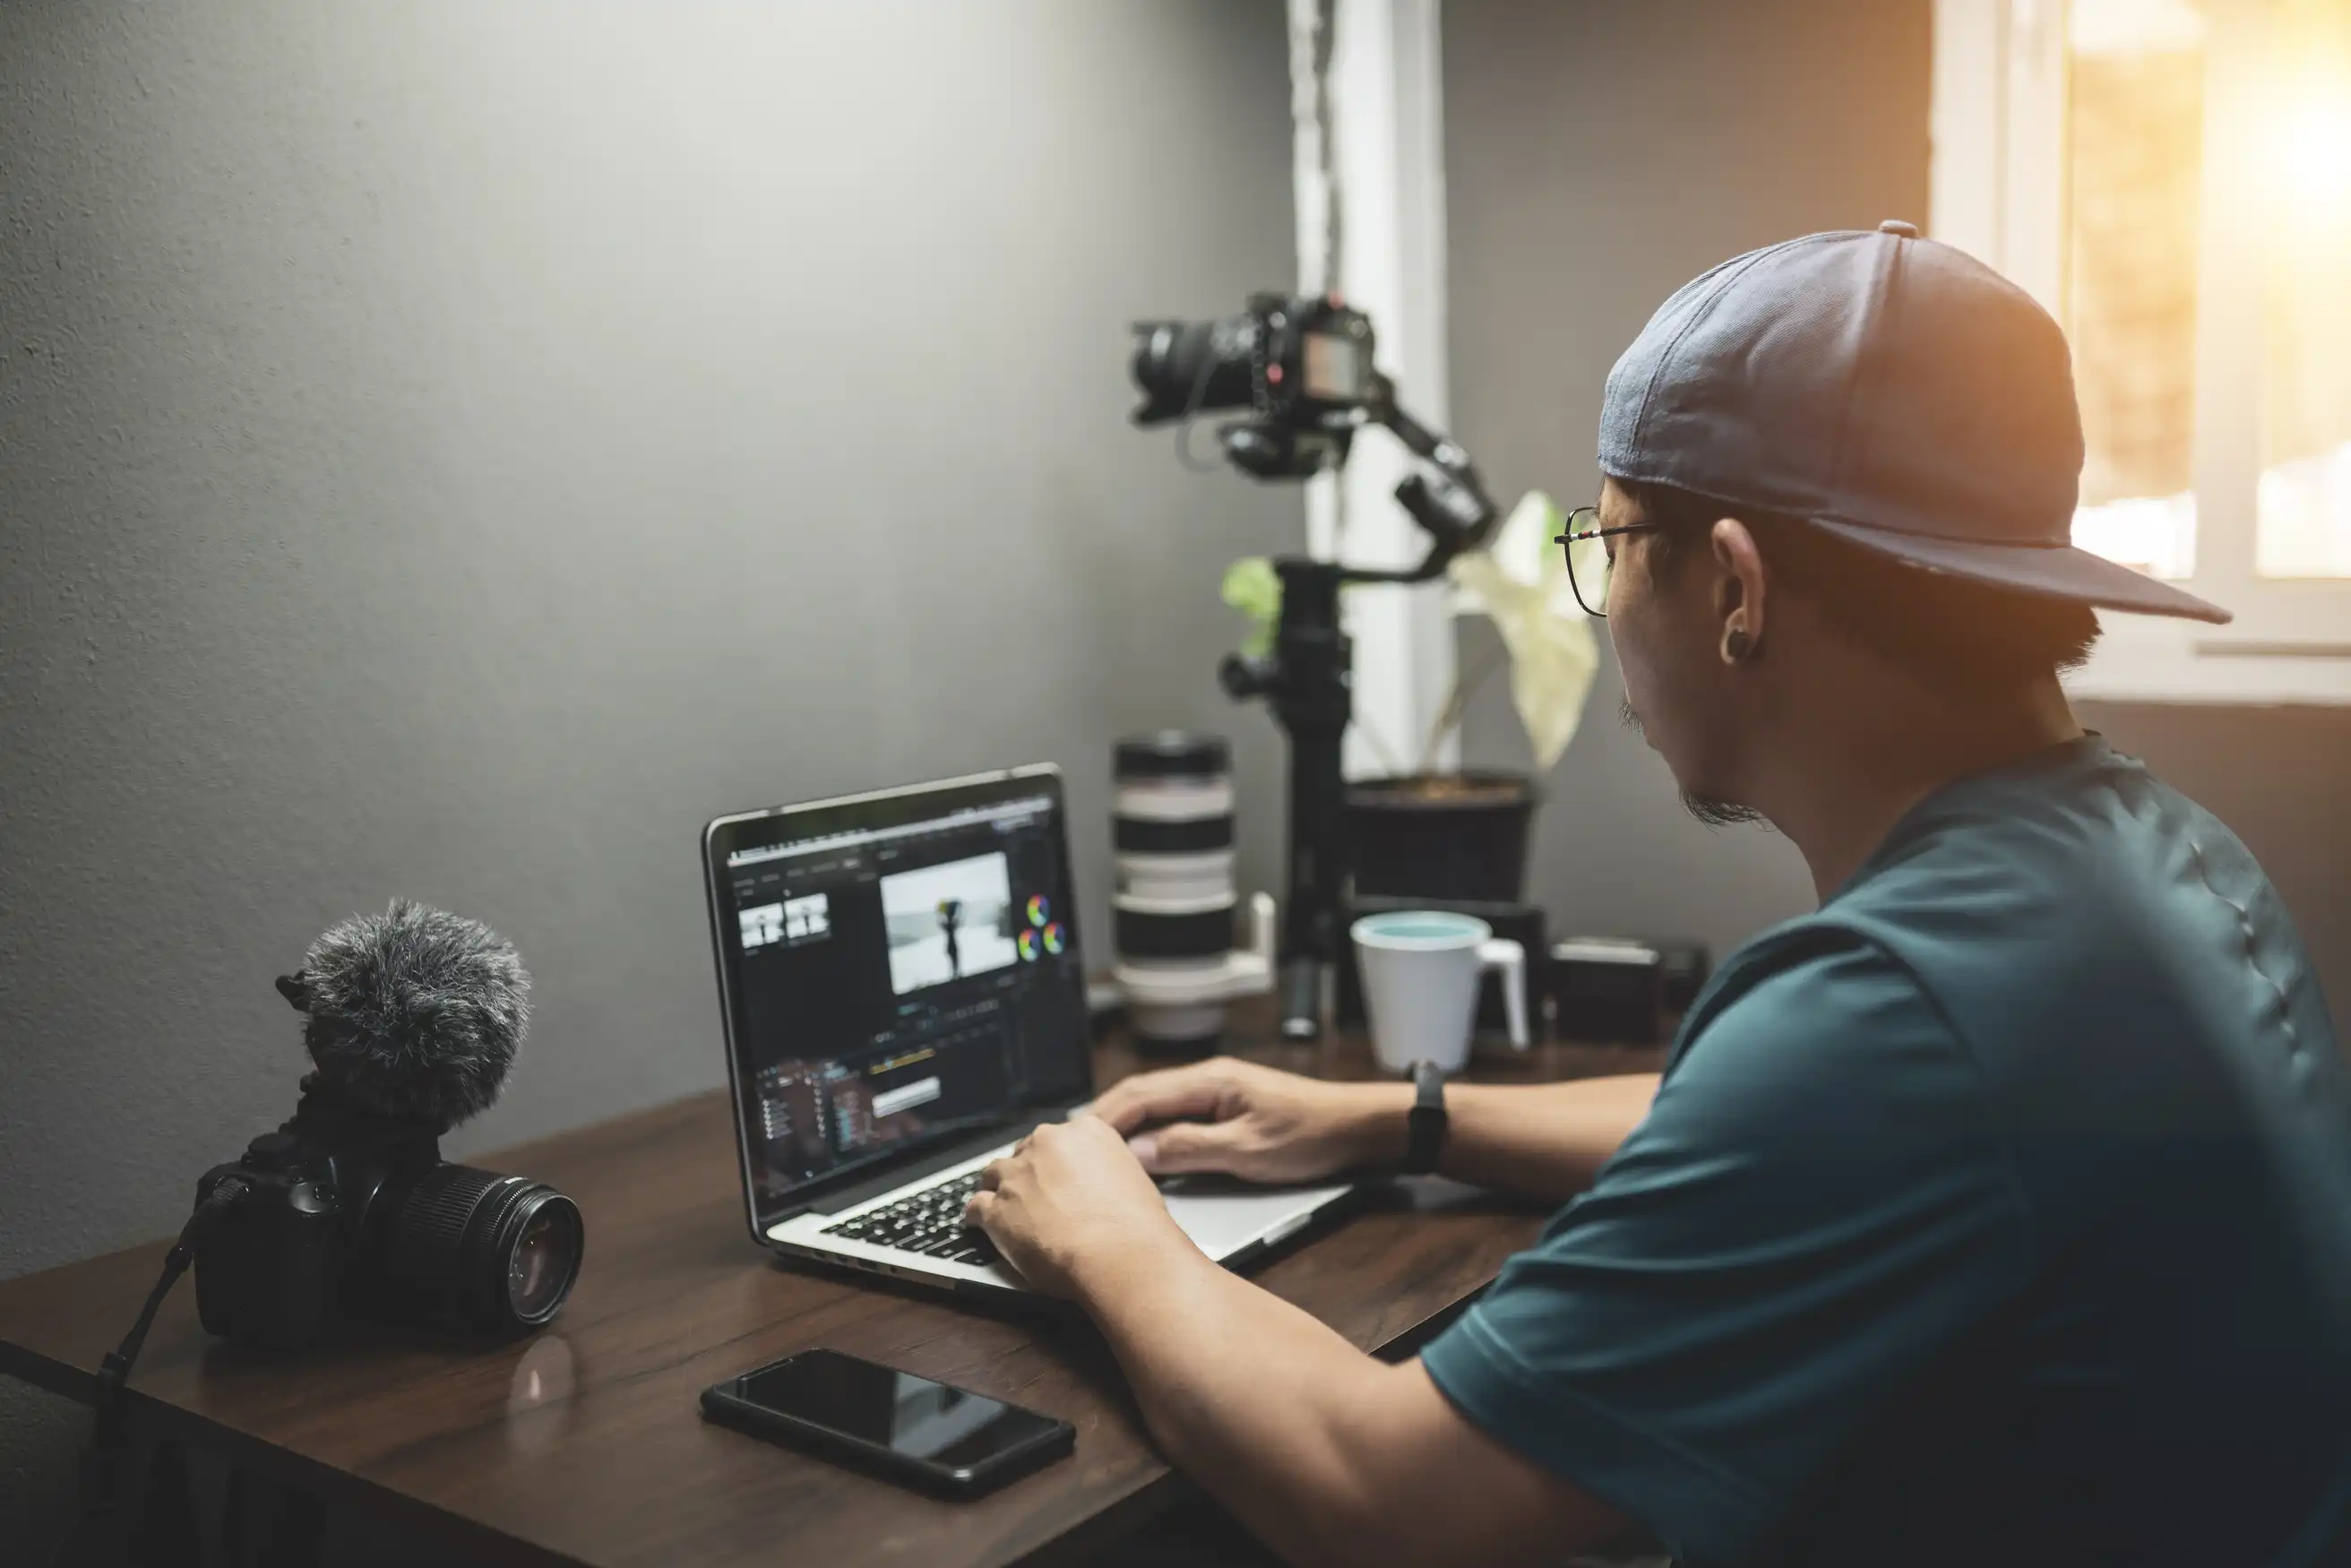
[{"xmin": 1351, "ymin": 911, "xmax": 1529, "ymax": 1074}]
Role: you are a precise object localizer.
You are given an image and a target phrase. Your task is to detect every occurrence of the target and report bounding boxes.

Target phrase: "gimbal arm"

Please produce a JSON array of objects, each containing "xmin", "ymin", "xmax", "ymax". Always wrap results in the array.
[{"xmin": 1334, "ymin": 371, "xmax": 1502, "ymax": 584}]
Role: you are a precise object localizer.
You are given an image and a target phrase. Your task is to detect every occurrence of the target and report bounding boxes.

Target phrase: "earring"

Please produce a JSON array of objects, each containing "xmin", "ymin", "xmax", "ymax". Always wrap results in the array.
[{"xmin": 1726, "ymin": 627, "xmax": 1752, "ymax": 662}]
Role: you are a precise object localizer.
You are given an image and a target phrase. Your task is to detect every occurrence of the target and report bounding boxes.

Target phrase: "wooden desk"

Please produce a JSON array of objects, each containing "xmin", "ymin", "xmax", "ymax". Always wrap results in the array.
[{"xmin": 0, "ymin": 1008, "xmax": 1663, "ymax": 1568}]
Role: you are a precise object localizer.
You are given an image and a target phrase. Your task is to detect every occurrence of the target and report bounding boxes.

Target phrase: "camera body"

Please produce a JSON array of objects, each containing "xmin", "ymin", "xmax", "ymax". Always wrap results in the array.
[
  {"xmin": 195, "ymin": 1079, "xmax": 582, "ymax": 1351},
  {"xmin": 1131, "ymin": 292, "xmax": 1377, "ymax": 477}
]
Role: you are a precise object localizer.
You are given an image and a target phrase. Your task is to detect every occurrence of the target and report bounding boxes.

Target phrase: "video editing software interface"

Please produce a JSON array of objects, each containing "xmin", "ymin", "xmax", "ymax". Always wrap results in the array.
[{"xmin": 722, "ymin": 790, "xmax": 1087, "ymax": 1218}]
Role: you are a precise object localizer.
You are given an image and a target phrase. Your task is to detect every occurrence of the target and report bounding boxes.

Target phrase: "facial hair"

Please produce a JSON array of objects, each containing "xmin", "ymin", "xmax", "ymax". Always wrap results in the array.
[
  {"xmin": 1678, "ymin": 790, "xmax": 1765, "ymax": 828},
  {"xmin": 1618, "ymin": 697, "xmax": 1765, "ymax": 827}
]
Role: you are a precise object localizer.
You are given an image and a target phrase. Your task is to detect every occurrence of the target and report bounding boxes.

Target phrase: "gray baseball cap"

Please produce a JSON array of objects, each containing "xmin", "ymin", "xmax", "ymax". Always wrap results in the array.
[{"xmin": 1597, "ymin": 221, "xmax": 2230, "ymax": 624}]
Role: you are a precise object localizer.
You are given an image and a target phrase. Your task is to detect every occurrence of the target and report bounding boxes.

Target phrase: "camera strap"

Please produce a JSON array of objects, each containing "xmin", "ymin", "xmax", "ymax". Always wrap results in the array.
[{"xmin": 51, "ymin": 1177, "xmax": 249, "ymax": 1568}]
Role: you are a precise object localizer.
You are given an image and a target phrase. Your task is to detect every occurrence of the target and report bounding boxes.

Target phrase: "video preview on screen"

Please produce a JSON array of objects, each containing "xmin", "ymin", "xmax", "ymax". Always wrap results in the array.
[{"xmin": 881, "ymin": 852, "xmax": 1018, "ymax": 995}]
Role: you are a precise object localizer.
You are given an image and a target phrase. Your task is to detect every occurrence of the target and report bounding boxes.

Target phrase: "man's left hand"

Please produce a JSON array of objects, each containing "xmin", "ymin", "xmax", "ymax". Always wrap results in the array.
[{"xmin": 965, "ymin": 1116, "xmax": 1198, "ymax": 1298}]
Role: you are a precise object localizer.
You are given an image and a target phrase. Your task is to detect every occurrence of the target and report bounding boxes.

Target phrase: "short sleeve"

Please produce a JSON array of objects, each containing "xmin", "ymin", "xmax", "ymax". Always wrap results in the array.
[{"xmin": 1419, "ymin": 937, "xmax": 2034, "ymax": 1566}]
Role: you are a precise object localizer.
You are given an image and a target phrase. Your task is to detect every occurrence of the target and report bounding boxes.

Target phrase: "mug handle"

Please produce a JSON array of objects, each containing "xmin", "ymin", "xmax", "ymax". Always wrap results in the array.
[{"xmin": 1478, "ymin": 938, "xmax": 1530, "ymax": 1050}]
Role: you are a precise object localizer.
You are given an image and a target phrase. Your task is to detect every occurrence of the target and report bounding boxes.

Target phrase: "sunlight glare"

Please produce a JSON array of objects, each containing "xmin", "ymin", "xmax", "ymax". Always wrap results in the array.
[{"xmin": 2270, "ymin": 94, "xmax": 2351, "ymax": 211}]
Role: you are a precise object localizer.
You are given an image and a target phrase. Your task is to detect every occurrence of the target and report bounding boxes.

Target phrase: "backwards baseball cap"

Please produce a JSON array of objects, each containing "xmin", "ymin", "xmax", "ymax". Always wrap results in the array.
[{"xmin": 1597, "ymin": 220, "xmax": 2230, "ymax": 624}]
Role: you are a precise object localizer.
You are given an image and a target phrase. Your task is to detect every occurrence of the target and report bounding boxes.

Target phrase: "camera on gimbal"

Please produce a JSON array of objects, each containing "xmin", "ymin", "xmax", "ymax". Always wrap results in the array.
[{"xmin": 1131, "ymin": 292, "xmax": 1377, "ymax": 478}]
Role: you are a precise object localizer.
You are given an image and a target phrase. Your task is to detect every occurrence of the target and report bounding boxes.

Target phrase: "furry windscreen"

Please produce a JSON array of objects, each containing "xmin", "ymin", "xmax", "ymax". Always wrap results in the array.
[{"xmin": 297, "ymin": 900, "xmax": 531, "ymax": 1126}]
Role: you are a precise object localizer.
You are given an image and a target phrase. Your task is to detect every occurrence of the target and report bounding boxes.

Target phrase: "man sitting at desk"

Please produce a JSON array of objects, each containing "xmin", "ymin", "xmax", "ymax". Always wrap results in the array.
[{"xmin": 966, "ymin": 226, "xmax": 2351, "ymax": 1568}]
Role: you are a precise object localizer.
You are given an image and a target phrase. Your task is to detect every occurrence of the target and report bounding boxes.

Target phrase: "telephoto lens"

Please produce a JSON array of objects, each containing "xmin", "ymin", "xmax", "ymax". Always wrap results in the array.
[{"xmin": 1111, "ymin": 734, "xmax": 1273, "ymax": 1051}]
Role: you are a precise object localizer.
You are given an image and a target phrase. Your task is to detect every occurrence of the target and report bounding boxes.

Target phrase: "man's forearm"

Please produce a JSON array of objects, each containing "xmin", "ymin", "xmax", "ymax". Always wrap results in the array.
[
  {"xmin": 1069, "ymin": 1237, "xmax": 1606, "ymax": 1568},
  {"xmin": 1075, "ymin": 1240, "xmax": 1399, "ymax": 1566},
  {"xmin": 1336, "ymin": 1073, "xmax": 1661, "ymax": 1204}
]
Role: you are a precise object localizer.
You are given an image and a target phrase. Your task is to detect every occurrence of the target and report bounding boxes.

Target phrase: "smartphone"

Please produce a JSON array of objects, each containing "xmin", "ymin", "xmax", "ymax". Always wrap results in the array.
[{"xmin": 700, "ymin": 1348, "xmax": 1075, "ymax": 1497}]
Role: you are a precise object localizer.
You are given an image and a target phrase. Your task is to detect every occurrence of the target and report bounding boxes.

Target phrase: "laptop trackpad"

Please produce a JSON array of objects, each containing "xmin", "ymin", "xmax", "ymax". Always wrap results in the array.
[{"xmin": 1158, "ymin": 1176, "xmax": 1355, "ymax": 1260}]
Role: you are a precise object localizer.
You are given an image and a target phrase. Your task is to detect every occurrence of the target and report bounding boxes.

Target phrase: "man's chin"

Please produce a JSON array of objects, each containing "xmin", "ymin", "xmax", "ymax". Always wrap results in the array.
[{"xmin": 1621, "ymin": 697, "xmax": 1761, "ymax": 825}]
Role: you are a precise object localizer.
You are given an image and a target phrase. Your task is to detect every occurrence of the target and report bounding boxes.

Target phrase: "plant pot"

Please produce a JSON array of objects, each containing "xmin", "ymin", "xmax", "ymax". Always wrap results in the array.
[{"xmin": 1346, "ymin": 771, "xmax": 1538, "ymax": 905}]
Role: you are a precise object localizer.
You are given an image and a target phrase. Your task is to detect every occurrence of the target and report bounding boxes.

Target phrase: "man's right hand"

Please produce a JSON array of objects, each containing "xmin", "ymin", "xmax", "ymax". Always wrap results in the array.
[{"xmin": 1087, "ymin": 1057, "xmax": 1408, "ymax": 1185}]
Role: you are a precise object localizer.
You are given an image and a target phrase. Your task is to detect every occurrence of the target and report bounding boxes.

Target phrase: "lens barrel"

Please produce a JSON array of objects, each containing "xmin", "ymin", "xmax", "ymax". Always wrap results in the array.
[
  {"xmin": 1130, "ymin": 317, "xmax": 1257, "ymax": 425},
  {"xmin": 384, "ymin": 1163, "xmax": 583, "ymax": 1332},
  {"xmin": 1113, "ymin": 734, "xmax": 1247, "ymax": 1051}
]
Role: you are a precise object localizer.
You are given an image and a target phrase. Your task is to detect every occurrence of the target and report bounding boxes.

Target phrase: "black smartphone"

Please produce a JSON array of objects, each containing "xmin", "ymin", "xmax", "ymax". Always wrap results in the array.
[{"xmin": 700, "ymin": 1348, "xmax": 1075, "ymax": 1498}]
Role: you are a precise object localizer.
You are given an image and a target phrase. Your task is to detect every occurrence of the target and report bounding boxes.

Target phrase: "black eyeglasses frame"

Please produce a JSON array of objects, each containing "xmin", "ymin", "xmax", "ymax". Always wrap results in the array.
[{"xmin": 1554, "ymin": 505, "xmax": 1660, "ymax": 618}]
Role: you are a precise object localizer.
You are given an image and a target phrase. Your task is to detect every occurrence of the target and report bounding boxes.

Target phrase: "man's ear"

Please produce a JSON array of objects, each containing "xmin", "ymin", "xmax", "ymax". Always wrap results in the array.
[{"xmin": 1709, "ymin": 517, "xmax": 1767, "ymax": 665}]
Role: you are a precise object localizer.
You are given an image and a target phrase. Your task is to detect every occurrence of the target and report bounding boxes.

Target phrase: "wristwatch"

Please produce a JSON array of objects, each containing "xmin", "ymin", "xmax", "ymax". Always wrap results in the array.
[{"xmin": 1402, "ymin": 1060, "xmax": 1450, "ymax": 1175}]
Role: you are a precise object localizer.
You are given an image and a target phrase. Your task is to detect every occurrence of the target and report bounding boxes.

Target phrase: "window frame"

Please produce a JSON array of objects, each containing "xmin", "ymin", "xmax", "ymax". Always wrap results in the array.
[{"xmin": 1932, "ymin": 0, "xmax": 2351, "ymax": 704}]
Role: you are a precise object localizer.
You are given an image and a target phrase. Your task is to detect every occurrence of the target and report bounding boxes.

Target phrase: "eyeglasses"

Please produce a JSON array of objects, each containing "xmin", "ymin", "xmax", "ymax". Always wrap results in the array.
[{"xmin": 1554, "ymin": 505, "xmax": 1660, "ymax": 618}]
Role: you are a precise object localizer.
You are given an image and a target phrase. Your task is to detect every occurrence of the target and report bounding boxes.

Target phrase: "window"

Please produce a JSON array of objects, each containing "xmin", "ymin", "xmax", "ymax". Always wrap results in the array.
[
  {"xmin": 1933, "ymin": 0, "xmax": 2351, "ymax": 702},
  {"xmin": 2066, "ymin": 0, "xmax": 2203, "ymax": 580},
  {"xmin": 2257, "ymin": 0, "xmax": 2351, "ymax": 579}
]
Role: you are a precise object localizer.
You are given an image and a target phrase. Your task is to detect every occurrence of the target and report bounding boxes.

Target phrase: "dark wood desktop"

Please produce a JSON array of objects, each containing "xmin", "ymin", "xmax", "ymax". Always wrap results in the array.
[{"xmin": 0, "ymin": 1002, "xmax": 1665, "ymax": 1568}]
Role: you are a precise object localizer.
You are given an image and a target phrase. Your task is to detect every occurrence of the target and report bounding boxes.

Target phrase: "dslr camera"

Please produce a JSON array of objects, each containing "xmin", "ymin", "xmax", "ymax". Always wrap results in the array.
[
  {"xmin": 193, "ymin": 901, "xmax": 584, "ymax": 1350},
  {"xmin": 1131, "ymin": 291, "xmax": 1378, "ymax": 478}
]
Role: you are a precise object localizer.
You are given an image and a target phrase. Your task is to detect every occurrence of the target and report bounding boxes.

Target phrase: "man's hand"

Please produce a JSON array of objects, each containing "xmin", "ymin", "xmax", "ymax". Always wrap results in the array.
[
  {"xmin": 965, "ymin": 1116, "xmax": 1198, "ymax": 1298},
  {"xmin": 1088, "ymin": 1057, "xmax": 1407, "ymax": 1184}
]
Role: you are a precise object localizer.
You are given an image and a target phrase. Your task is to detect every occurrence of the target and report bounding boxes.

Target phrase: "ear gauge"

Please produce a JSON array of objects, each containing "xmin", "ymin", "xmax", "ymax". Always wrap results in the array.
[{"xmin": 1725, "ymin": 627, "xmax": 1753, "ymax": 663}]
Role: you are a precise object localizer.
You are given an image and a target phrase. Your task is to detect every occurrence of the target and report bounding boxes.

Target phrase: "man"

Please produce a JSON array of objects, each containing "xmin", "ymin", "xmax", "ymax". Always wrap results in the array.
[
  {"xmin": 937, "ymin": 897, "xmax": 965, "ymax": 980},
  {"xmin": 967, "ymin": 226, "xmax": 2351, "ymax": 1566}
]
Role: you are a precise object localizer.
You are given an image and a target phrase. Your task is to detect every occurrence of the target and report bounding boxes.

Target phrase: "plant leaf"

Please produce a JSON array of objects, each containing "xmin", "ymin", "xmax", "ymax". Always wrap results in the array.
[
  {"xmin": 1221, "ymin": 556, "xmax": 1281, "ymax": 659},
  {"xmin": 1446, "ymin": 491, "xmax": 1601, "ymax": 770}
]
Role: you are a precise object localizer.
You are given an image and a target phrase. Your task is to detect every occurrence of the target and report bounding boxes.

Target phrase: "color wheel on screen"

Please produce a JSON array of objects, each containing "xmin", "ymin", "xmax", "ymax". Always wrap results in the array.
[
  {"xmin": 1042, "ymin": 923, "xmax": 1066, "ymax": 956},
  {"xmin": 1017, "ymin": 928, "xmax": 1040, "ymax": 961},
  {"xmin": 1026, "ymin": 895, "xmax": 1050, "ymax": 927}
]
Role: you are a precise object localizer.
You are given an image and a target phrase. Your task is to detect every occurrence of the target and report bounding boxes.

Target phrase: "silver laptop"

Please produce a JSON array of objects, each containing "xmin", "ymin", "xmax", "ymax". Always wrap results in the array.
[{"xmin": 702, "ymin": 766, "xmax": 1356, "ymax": 1297}]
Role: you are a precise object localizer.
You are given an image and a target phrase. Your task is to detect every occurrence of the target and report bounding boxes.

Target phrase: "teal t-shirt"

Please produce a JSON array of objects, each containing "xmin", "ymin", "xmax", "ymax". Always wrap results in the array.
[{"xmin": 1421, "ymin": 737, "xmax": 2351, "ymax": 1567}]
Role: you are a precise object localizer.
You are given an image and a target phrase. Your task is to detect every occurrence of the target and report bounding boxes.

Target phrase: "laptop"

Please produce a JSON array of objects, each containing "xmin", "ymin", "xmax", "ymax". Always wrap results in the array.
[{"xmin": 702, "ymin": 765, "xmax": 1356, "ymax": 1297}]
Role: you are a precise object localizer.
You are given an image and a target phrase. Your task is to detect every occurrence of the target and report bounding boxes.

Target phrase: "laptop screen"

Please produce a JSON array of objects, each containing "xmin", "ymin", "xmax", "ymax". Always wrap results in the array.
[{"xmin": 705, "ymin": 770, "xmax": 1090, "ymax": 1228}]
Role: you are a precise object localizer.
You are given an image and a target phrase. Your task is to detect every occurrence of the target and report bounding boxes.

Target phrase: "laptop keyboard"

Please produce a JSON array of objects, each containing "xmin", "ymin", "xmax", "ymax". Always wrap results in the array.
[{"xmin": 820, "ymin": 1170, "xmax": 1002, "ymax": 1267}]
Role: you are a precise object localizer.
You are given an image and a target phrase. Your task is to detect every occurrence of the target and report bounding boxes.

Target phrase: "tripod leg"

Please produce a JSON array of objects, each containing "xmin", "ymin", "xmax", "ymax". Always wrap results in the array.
[{"xmin": 1278, "ymin": 956, "xmax": 1322, "ymax": 1040}]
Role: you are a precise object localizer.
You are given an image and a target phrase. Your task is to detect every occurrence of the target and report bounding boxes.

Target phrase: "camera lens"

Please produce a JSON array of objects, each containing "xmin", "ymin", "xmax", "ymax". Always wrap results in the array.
[
  {"xmin": 1129, "ymin": 316, "xmax": 1256, "ymax": 425},
  {"xmin": 384, "ymin": 1164, "xmax": 584, "ymax": 1333},
  {"xmin": 504, "ymin": 1197, "xmax": 581, "ymax": 1321}
]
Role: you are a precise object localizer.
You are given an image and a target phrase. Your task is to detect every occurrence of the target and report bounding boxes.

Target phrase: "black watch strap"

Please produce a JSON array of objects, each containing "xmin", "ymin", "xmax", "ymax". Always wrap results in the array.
[{"xmin": 1402, "ymin": 1060, "xmax": 1450, "ymax": 1175}]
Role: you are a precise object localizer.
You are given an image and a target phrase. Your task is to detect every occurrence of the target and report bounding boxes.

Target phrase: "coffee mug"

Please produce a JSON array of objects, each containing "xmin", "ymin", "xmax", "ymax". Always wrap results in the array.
[{"xmin": 1351, "ymin": 911, "xmax": 1529, "ymax": 1074}]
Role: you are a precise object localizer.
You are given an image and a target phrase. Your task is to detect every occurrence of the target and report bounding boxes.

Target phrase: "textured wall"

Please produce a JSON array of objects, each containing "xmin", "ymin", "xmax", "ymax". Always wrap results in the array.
[
  {"xmin": 0, "ymin": 0, "xmax": 1296, "ymax": 1541},
  {"xmin": 1442, "ymin": 0, "xmax": 1934, "ymax": 958}
]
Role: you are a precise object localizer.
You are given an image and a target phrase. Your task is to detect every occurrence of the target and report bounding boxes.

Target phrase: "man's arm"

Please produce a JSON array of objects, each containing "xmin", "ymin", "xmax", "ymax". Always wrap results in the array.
[
  {"xmin": 980, "ymin": 946, "xmax": 2034, "ymax": 1568},
  {"xmin": 1092, "ymin": 1057, "xmax": 1661, "ymax": 1206},
  {"xmin": 1430, "ymin": 1075, "xmax": 1664, "ymax": 1198},
  {"xmin": 968, "ymin": 1118, "xmax": 1624, "ymax": 1568}
]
